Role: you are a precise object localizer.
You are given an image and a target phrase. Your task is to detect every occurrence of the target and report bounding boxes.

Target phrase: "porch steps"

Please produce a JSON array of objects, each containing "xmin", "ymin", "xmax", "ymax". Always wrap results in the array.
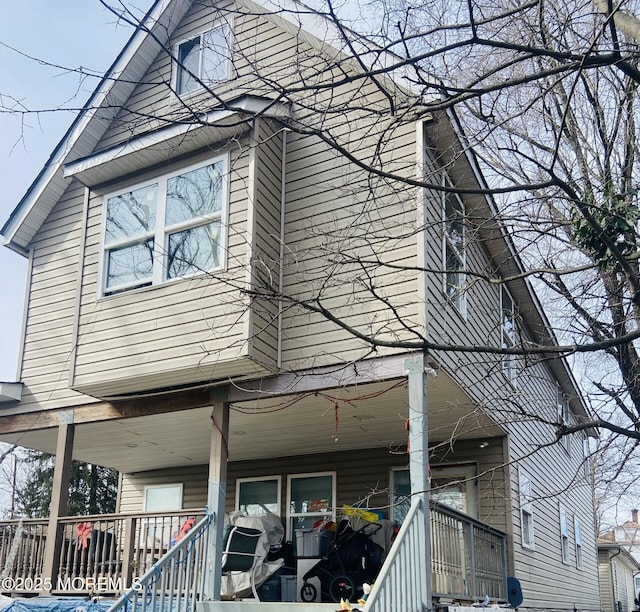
[{"xmin": 199, "ymin": 601, "xmax": 343, "ymax": 611}]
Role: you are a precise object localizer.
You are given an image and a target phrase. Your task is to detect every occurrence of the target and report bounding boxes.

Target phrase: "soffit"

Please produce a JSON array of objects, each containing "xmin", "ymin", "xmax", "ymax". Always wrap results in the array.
[{"xmin": 0, "ymin": 373, "xmax": 502, "ymax": 472}]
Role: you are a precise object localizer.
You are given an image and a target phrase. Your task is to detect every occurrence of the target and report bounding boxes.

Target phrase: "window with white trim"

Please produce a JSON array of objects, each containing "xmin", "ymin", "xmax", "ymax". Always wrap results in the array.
[
  {"xmin": 236, "ymin": 476, "xmax": 282, "ymax": 517},
  {"xmin": 519, "ymin": 468, "xmax": 535, "ymax": 549},
  {"xmin": 559, "ymin": 503, "xmax": 570, "ymax": 564},
  {"xmin": 557, "ymin": 386, "xmax": 571, "ymax": 454},
  {"xmin": 502, "ymin": 287, "xmax": 517, "ymax": 380},
  {"xmin": 574, "ymin": 515, "xmax": 582, "ymax": 569},
  {"xmin": 582, "ymin": 435, "xmax": 591, "ymax": 479},
  {"xmin": 176, "ymin": 23, "xmax": 232, "ymax": 96},
  {"xmin": 287, "ymin": 472, "xmax": 335, "ymax": 538},
  {"xmin": 443, "ymin": 179, "xmax": 466, "ymax": 313},
  {"xmin": 102, "ymin": 156, "xmax": 228, "ymax": 295}
]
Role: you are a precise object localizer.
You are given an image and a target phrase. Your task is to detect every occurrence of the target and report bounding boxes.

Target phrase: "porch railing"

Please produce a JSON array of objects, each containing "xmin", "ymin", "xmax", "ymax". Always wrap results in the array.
[
  {"xmin": 364, "ymin": 498, "xmax": 430, "ymax": 612},
  {"xmin": 431, "ymin": 502, "xmax": 507, "ymax": 601},
  {"xmin": 364, "ymin": 500, "xmax": 507, "ymax": 611},
  {"xmin": 0, "ymin": 510, "xmax": 205, "ymax": 595},
  {"xmin": 108, "ymin": 512, "xmax": 211, "ymax": 612}
]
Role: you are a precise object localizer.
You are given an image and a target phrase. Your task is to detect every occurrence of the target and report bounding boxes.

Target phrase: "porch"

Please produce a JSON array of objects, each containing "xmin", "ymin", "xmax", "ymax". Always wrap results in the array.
[
  {"xmin": 0, "ymin": 354, "xmax": 511, "ymax": 609},
  {"xmin": 0, "ymin": 501, "xmax": 506, "ymax": 602}
]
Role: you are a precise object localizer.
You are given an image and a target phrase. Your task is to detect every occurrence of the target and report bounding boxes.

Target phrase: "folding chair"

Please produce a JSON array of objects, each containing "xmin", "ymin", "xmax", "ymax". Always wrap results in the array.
[{"xmin": 221, "ymin": 525, "xmax": 265, "ymax": 600}]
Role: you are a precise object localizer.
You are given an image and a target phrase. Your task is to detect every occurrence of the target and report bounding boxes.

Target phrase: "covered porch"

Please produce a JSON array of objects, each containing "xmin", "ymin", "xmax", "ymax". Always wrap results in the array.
[{"xmin": 0, "ymin": 354, "xmax": 510, "ymax": 608}]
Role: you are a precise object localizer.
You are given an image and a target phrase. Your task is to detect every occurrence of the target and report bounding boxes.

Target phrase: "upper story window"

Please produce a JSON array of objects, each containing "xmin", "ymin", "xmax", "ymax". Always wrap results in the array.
[
  {"xmin": 102, "ymin": 156, "xmax": 228, "ymax": 295},
  {"xmin": 501, "ymin": 287, "xmax": 517, "ymax": 380},
  {"xmin": 559, "ymin": 503, "xmax": 570, "ymax": 564},
  {"xmin": 574, "ymin": 515, "xmax": 582, "ymax": 569},
  {"xmin": 557, "ymin": 387, "xmax": 571, "ymax": 454},
  {"xmin": 176, "ymin": 23, "xmax": 232, "ymax": 96},
  {"xmin": 519, "ymin": 468, "xmax": 535, "ymax": 549},
  {"xmin": 443, "ymin": 180, "xmax": 466, "ymax": 313}
]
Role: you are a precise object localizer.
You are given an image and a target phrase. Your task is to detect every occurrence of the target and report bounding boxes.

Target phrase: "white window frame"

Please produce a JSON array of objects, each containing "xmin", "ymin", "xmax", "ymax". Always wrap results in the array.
[
  {"xmin": 519, "ymin": 468, "xmax": 535, "ymax": 549},
  {"xmin": 574, "ymin": 514, "xmax": 582, "ymax": 569},
  {"xmin": 557, "ymin": 386, "xmax": 572, "ymax": 454},
  {"xmin": 100, "ymin": 154, "xmax": 229, "ymax": 296},
  {"xmin": 559, "ymin": 503, "xmax": 570, "ymax": 564},
  {"xmin": 442, "ymin": 176, "xmax": 466, "ymax": 315},
  {"xmin": 174, "ymin": 21, "xmax": 233, "ymax": 97},
  {"xmin": 501, "ymin": 287, "xmax": 518, "ymax": 381},
  {"xmin": 390, "ymin": 467, "xmax": 411, "ymax": 524},
  {"xmin": 236, "ymin": 475, "xmax": 282, "ymax": 517},
  {"xmin": 143, "ymin": 483, "xmax": 184, "ymax": 511},
  {"xmin": 583, "ymin": 435, "xmax": 591, "ymax": 479},
  {"xmin": 142, "ymin": 483, "xmax": 183, "ymax": 547},
  {"xmin": 286, "ymin": 471, "xmax": 336, "ymax": 539}
]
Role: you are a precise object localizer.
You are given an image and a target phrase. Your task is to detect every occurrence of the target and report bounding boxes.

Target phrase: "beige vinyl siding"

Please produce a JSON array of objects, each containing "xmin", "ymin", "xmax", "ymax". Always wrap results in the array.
[
  {"xmin": 599, "ymin": 549, "xmax": 615, "ymax": 612},
  {"xmin": 118, "ymin": 441, "xmax": 508, "ymax": 536},
  {"xmin": 97, "ymin": 2, "xmax": 301, "ymax": 151},
  {"xmin": 71, "ymin": 143, "xmax": 273, "ymax": 396},
  {"xmin": 419, "ymin": 142, "xmax": 600, "ymax": 607},
  {"xmin": 17, "ymin": 180, "xmax": 98, "ymax": 411},
  {"xmin": 245, "ymin": 120, "xmax": 283, "ymax": 366},
  {"xmin": 279, "ymin": 114, "xmax": 420, "ymax": 369},
  {"xmin": 599, "ymin": 551, "xmax": 638, "ymax": 612}
]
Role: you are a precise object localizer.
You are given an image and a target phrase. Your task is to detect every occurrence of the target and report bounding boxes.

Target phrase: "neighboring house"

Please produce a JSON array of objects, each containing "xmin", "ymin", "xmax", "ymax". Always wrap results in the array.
[
  {"xmin": 603, "ymin": 510, "xmax": 640, "ymax": 595},
  {"xmin": 0, "ymin": 0, "xmax": 600, "ymax": 610},
  {"xmin": 598, "ymin": 541, "xmax": 640, "ymax": 612}
]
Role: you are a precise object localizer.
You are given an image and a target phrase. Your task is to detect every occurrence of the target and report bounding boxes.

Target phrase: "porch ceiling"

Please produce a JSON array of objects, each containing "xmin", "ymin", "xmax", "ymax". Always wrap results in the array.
[{"xmin": 3, "ymin": 371, "xmax": 503, "ymax": 473}]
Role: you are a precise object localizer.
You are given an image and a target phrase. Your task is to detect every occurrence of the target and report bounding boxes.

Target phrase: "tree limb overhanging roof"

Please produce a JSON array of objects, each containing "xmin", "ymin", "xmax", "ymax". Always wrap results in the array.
[
  {"xmin": 0, "ymin": 0, "xmax": 591, "ymax": 423},
  {"xmin": 0, "ymin": 0, "xmax": 413, "ymax": 253}
]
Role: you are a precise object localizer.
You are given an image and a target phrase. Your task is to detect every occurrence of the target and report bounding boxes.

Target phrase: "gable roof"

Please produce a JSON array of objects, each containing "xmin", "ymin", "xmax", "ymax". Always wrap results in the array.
[{"xmin": 0, "ymin": 0, "xmax": 410, "ymax": 254}]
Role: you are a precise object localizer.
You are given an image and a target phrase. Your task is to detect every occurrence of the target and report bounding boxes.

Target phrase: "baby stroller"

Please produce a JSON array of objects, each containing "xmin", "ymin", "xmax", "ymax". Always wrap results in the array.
[{"xmin": 300, "ymin": 519, "xmax": 384, "ymax": 602}]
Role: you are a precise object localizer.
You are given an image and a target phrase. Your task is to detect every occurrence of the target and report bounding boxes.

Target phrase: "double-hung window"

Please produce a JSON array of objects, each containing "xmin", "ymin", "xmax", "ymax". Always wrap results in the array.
[
  {"xmin": 443, "ymin": 179, "xmax": 466, "ymax": 313},
  {"xmin": 176, "ymin": 23, "xmax": 232, "ymax": 95},
  {"xmin": 557, "ymin": 387, "xmax": 571, "ymax": 454},
  {"xmin": 519, "ymin": 468, "xmax": 535, "ymax": 549},
  {"xmin": 287, "ymin": 472, "xmax": 335, "ymax": 538},
  {"xmin": 559, "ymin": 503, "xmax": 570, "ymax": 564},
  {"xmin": 501, "ymin": 287, "xmax": 517, "ymax": 380},
  {"xmin": 574, "ymin": 515, "xmax": 582, "ymax": 569},
  {"xmin": 102, "ymin": 156, "xmax": 227, "ymax": 295}
]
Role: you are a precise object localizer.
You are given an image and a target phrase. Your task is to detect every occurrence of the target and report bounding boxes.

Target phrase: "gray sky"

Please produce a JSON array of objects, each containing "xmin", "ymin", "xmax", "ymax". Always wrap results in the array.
[{"xmin": 0, "ymin": 1, "xmax": 152, "ymax": 381}]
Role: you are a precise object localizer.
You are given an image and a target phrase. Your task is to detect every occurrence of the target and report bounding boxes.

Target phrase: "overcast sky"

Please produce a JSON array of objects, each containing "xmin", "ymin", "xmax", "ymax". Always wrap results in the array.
[{"xmin": 0, "ymin": 2, "xmax": 153, "ymax": 381}]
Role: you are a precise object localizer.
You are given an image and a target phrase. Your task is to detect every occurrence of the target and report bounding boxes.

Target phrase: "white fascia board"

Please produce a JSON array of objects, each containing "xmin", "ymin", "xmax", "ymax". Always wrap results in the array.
[
  {"xmin": 1, "ymin": 0, "xmax": 190, "ymax": 250},
  {"xmin": 63, "ymin": 96, "xmax": 291, "ymax": 181},
  {"xmin": 0, "ymin": 382, "xmax": 22, "ymax": 403}
]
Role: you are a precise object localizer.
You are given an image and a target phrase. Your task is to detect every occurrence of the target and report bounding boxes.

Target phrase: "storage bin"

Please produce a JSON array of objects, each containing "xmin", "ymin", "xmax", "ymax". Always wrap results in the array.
[
  {"xmin": 257, "ymin": 573, "xmax": 281, "ymax": 601},
  {"xmin": 281, "ymin": 574, "xmax": 297, "ymax": 601},
  {"xmin": 295, "ymin": 528, "xmax": 334, "ymax": 557}
]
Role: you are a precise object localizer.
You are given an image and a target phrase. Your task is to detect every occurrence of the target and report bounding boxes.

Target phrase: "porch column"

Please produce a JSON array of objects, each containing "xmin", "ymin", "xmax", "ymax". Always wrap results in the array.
[
  {"xmin": 42, "ymin": 412, "xmax": 75, "ymax": 594},
  {"xmin": 406, "ymin": 353, "xmax": 432, "ymax": 607},
  {"xmin": 203, "ymin": 399, "xmax": 230, "ymax": 601}
]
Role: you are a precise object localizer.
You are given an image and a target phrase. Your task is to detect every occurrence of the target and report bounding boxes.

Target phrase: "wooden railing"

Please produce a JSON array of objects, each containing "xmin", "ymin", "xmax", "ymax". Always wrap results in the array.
[{"xmin": 0, "ymin": 510, "xmax": 204, "ymax": 595}]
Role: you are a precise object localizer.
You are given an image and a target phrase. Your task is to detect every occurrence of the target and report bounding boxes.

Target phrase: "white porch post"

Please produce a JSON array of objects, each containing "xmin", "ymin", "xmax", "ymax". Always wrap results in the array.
[
  {"xmin": 204, "ymin": 400, "xmax": 230, "ymax": 601},
  {"xmin": 406, "ymin": 353, "xmax": 432, "ymax": 609}
]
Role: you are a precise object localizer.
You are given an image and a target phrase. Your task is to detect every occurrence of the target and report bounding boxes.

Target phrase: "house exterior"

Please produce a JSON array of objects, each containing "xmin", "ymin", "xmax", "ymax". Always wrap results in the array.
[
  {"xmin": 602, "ymin": 510, "xmax": 640, "ymax": 597},
  {"xmin": 598, "ymin": 541, "xmax": 640, "ymax": 612},
  {"xmin": 0, "ymin": 0, "xmax": 600, "ymax": 610}
]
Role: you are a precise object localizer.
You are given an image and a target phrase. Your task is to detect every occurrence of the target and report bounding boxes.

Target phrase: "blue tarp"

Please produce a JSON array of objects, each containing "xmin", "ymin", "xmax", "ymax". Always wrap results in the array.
[{"xmin": 4, "ymin": 598, "xmax": 115, "ymax": 612}]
